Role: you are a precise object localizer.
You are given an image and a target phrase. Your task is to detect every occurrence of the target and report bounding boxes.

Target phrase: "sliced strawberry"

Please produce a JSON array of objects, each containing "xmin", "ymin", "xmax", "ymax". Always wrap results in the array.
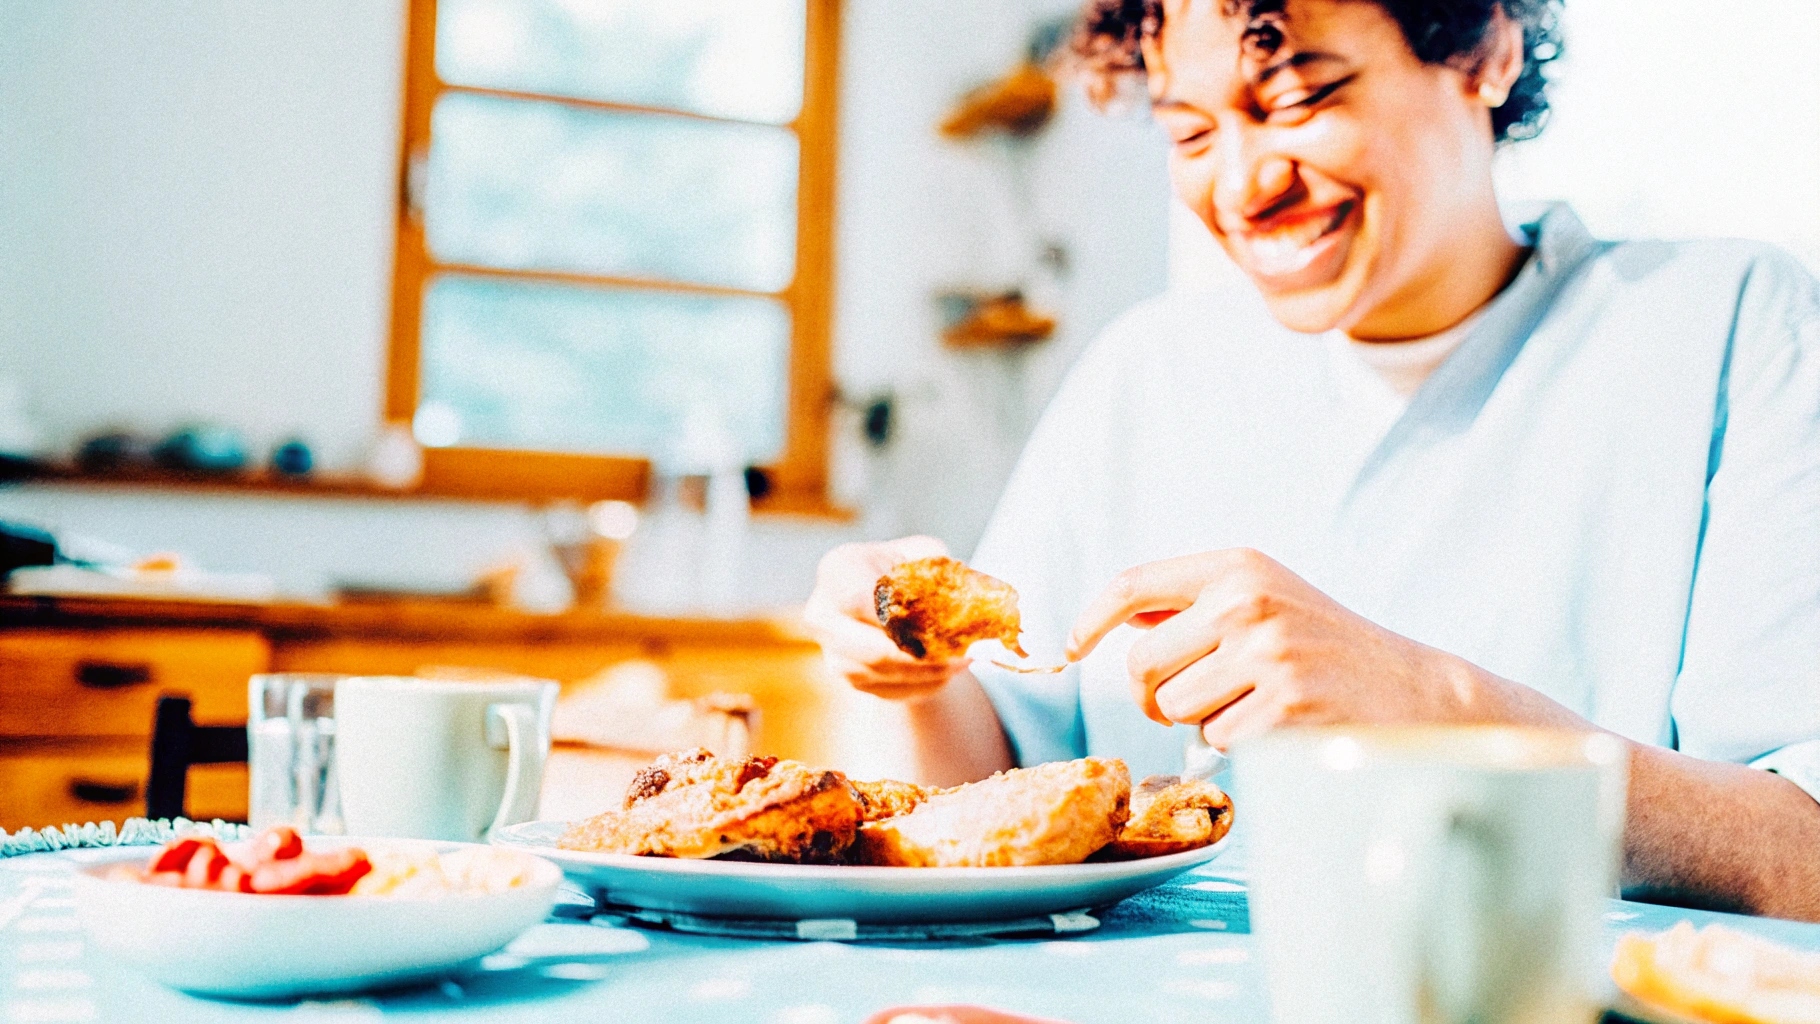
[
  {"xmin": 213, "ymin": 864, "xmax": 252, "ymax": 893},
  {"xmin": 253, "ymin": 826, "xmax": 303, "ymax": 863},
  {"xmin": 248, "ymin": 854, "xmax": 325, "ymax": 895},
  {"xmin": 183, "ymin": 842, "xmax": 230, "ymax": 888},
  {"xmin": 148, "ymin": 838, "xmax": 203, "ymax": 874},
  {"xmin": 303, "ymin": 851, "xmax": 372, "ymax": 895}
]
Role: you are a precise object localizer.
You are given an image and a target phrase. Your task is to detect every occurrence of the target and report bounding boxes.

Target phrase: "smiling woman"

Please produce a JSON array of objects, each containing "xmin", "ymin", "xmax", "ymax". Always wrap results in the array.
[
  {"xmin": 1069, "ymin": 0, "xmax": 1561, "ymax": 339},
  {"xmin": 802, "ymin": 0, "xmax": 1820, "ymax": 922}
]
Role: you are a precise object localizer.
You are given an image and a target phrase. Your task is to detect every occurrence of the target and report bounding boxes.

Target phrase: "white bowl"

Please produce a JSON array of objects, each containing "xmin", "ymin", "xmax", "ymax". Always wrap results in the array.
[{"xmin": 73, "ymin": 838, "xmax": 561, "ymax": 999}]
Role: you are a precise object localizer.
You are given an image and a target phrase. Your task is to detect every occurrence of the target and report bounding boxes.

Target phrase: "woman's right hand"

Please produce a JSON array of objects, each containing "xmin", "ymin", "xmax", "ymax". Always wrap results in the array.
[{"xmin": 804, "ymin": 535, "xmax": 972, "ymax": 701}]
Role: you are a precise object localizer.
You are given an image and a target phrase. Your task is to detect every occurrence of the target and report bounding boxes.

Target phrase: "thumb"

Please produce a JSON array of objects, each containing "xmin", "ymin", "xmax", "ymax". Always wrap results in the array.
[{"xmin": 885, "ymin": 535, "xmax": 950, "ymax": 563}]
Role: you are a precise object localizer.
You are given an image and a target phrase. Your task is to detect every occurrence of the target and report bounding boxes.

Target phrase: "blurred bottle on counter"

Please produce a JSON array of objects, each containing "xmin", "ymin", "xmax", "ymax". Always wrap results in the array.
[
  {"xmin": 629, "ymin": 473, "xmax": 701, "ymax": 614},
  {"xmin": 366, "ymin": 423, "xmax": 424, "ymax": 490},
  {"xmin": 0, "ymin": 375, "xmax": 44, "ymax": 459},
  {"xmin": 629, "ymin": 407, "xmax": 749, "ymax": 615},
  {"xmin": 677, "ymin": 408, "xmax": 748, "ymax": 615}
]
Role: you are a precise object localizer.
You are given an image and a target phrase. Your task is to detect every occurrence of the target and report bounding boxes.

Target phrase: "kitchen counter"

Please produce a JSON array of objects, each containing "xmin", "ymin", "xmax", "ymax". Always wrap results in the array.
[{"xmin": 0, "ymin": 594, "xmax": 833, "ymax": 831}]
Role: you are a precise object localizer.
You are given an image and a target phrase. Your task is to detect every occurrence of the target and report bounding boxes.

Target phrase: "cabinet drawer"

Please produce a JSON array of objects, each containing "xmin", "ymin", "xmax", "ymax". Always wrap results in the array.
[
  {"xmin": 0, "ymin": 629, "xmax": 269, "ymax": 738},
  {"xmin": 0, "ymin": 744, "xmax": 247, "ymax": 831}
]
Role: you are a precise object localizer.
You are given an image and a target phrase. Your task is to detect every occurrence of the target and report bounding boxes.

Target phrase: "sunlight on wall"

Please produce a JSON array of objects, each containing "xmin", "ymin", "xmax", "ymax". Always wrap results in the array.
[{"xmin": 1495, "ymin": 0, "xmax": 1820, "ymax": 272}]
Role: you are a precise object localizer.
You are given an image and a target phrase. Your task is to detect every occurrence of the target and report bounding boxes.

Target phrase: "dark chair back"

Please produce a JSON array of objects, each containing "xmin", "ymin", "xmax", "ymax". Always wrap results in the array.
[{"xmin": 147, "ymin": 695, "xmax": 249, "ymax": 821}]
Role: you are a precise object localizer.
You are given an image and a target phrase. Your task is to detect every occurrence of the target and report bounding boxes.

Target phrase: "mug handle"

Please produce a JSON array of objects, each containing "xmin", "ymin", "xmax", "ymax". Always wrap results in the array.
[
  {"xmin": 485, "ymin": 703, "xmax": 547, "ymax": 835},
  {"xmin": 1415, "ymin": 803, "xmax": 1509, "ymax": 1023}
]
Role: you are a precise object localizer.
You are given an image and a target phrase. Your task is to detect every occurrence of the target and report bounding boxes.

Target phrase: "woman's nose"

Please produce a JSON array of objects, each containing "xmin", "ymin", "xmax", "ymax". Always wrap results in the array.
[{"xmin": 1214, "ymin": 144, "xmax": 1299, "ymax": 226}]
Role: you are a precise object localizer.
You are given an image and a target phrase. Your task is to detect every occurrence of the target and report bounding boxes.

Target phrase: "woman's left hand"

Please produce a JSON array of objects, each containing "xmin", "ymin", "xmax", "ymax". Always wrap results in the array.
[{"xmin": 1066, "ymin": 548, "xmax": 1513, "ymax": 749}]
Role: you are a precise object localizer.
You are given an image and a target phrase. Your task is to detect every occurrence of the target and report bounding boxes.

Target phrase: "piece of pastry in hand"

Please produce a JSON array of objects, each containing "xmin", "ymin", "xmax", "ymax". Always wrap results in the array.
[
  {"xmin": 558, "ymin": 748, "xmax": 861, "ymax": 863},
  {"xmin": 875, "ymin": 556, "xmax": 1028, "ymax": 661},
  {"xmin": 856, "ymin": 758, "xmax": 1130, "ymax": 867},
  {"xmin": 1097, "ymin": 775, "xmax": 1234, "ymax": 861}
]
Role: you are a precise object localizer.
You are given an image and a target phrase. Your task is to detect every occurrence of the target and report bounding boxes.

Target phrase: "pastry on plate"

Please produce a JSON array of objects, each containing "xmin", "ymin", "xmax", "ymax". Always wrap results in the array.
[
  {"xmin": 1097, "ymin": 775, "xmax": 1234, "ymax": 861},
  {"xmin": 875, "ymin": 557, "xmax": 1028, "ymax": 661},
  {"xmin": 1612, "ymin": 921, "xmax": 1820, "ymax": 1024},
  {"xmin": 856, "ymin": 758, "xmax": 1130, "ymax": 867},
  {"xmin": 558, "ymin": 749, "xmax": 862, "ymax": 863},
  {"xmin": 851, "ymin": 777, "xmax": 935, "ymax": 824}
]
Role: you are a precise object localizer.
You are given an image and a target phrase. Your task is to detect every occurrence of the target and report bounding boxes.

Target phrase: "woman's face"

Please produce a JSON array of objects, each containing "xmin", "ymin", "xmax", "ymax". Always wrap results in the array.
[{"xmin": 1146, "ymin": 0, "xmax": 1502, "ymax": 336}]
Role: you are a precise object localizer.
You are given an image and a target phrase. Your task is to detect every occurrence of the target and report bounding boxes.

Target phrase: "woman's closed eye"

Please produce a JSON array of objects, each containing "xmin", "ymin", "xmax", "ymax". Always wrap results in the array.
[
  {"xmin": 1261, "ymin": 76, "xmax": 1354, "ymax": 124},
  {"xmin": 1155, "ymin": 110, "xmax": 1216, "ymax": 151},
  {"xmin": 1172, "ymin": 127, "xmax": 1213, "ymax": 149}
]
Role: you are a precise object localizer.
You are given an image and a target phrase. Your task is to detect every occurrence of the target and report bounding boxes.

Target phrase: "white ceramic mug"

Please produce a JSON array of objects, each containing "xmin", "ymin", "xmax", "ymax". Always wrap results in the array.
[
  {"xmin": 1234, "ymin": 726, "xmax": 1628, "ymax": 1024},
  {"xmin": 333, "ymin": 676, "xmax": 557, "ymax": 842}
]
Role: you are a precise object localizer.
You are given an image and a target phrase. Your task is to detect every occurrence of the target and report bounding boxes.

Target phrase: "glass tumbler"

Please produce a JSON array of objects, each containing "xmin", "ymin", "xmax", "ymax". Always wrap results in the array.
[{"xmin": 247, "ymin": 674, "xmax": 345, "ymax": 834}]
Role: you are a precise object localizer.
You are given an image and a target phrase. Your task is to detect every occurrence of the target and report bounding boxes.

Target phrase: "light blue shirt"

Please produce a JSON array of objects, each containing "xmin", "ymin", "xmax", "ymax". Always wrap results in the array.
[{"xmin": 972, "ymin": 205, "xmax": 1820, "ymax": 802}]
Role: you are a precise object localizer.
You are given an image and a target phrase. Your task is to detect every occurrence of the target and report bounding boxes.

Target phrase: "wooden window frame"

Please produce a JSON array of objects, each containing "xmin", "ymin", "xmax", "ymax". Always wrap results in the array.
[{"xmin": 385, "ymin": 0, "xmax": 841, "ymax": 513}]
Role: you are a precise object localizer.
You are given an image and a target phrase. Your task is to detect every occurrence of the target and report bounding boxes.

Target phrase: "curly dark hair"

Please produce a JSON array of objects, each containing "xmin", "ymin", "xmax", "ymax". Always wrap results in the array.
[{"xmin": 1069, "ymin": 0, "xmax": 1563, "ymax": 143}]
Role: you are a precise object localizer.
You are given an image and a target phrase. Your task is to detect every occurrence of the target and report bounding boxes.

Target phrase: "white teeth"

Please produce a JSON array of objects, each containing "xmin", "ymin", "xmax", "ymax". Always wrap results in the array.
[{"xmin": 1238, "ymin": 209, "xmax": 1344, "ymax": 276}]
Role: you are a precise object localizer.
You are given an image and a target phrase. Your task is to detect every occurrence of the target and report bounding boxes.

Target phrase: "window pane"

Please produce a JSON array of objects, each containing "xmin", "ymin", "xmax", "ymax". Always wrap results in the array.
[
  {"xmin": 425, "ymin": 92, "xmax": 798, "ymax": 292},
  {"xmin": 436, "ymin": 0, "xmax": 805, "ymax": 125},
  {"xmin": 420, "ymin": 275, "xmax": 790, "ymax": 463}
]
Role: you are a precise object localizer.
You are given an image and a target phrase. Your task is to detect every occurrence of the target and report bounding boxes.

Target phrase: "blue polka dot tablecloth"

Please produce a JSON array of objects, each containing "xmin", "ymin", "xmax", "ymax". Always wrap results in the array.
[{"xmin": 4, "ymin": 835, "xmax": 1818, "ymax": 1024}]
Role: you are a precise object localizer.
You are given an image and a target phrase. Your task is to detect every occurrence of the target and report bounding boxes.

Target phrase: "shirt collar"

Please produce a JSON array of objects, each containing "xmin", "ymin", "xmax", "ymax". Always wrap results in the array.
[
  {"xmin": 1343, "ymin": 202, "xmax": 1608, "ymax": 503},
  {"xmin": 1508, "ymin": 201, "xmax": 1601, "ymax": 278}
]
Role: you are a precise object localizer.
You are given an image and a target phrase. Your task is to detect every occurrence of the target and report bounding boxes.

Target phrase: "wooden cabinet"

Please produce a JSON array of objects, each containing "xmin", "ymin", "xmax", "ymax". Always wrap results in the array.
[
  {"xmin": 0, "ymin": 626, "xmax": 268, "ymax": 831},
  {"xmin": 0, "ymin": 743, "xmax": 247, "ymax": 829},
  {"xmin": 0, "ymin": 596, "xmax": 833, "ymax": 833},
  {"xmin": 0, "ymin": 628, "xmax": 267, "ymax": 736}
]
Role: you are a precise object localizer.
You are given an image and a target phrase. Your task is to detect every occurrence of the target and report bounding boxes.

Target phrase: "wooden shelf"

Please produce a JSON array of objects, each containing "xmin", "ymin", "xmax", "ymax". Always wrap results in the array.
[
  {"xmin": 12, "ymin": 460, "xmax": 852, "ymax": 520},
  {"xmin": 22, "ymin": 465, "xmax": 409, "ymax": 500},
  {"xmin": 0, "ymin": 593, "xmax": 815, "ymax": 648},
  {"xmin": 13, "ymin": 450, "xmax": 652, "ymax": 506}
]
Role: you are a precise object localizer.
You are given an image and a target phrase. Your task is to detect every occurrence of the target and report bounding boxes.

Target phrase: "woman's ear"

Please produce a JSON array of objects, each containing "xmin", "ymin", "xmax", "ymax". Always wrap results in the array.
[{"xmin": 1469, "ymin": 7, "xmax": 1526, "ymax": 109}]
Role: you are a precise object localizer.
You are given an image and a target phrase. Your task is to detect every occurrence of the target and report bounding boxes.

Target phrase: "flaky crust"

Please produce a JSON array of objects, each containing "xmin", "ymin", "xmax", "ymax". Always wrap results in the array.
[
  {"xmin": 855, "ymin": 758, "xmax": 1131, "ymax": 867},
  {"xmin": 1097, "ymin": 774, "xmax": 1233, "ymax": 861},
  {"xmin": 558, "ymin": 749, "xmax": 861, "ymax": 862},
  {"xmin": 874, "ymin": 556, "xmax": 1028, "ymax": 661},
  {"xmin": 851, "ymin": 777, "xmax": 935, "ymax": 824}
]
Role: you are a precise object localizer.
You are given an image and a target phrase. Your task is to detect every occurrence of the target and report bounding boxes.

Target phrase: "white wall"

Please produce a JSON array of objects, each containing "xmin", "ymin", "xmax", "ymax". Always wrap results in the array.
[
  {"xmin": 0, "ymin": 0, "xmax": 403, "ymax": 470},
  {"xmin": 1495, "ymin": 0, "xmax": 1820, "ymax": 272},
  {"xmin": 834, "ymin": 0, "xmax": 1169, "ymax": 549},
  {"xmin": 0, "ymin": 1, "xmax": 1170, "ymax": 606}
]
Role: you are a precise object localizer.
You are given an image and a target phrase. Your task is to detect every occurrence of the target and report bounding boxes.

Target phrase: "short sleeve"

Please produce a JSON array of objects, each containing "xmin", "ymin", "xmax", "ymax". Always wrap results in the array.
[
  {"xmin": 969, "ymin": 316, "xmax": 1135, "ymax": 767},
  {"xmin": 1752, "ymin": 741, "xmax": 1820, "ymax": 807},
  {"xmin": 1671, "ymin": 254, "xmax": 1820, "ymax": 766}
]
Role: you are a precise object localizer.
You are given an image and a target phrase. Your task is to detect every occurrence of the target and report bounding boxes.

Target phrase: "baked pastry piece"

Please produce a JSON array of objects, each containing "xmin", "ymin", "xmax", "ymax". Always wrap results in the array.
[
  {"xmin": 856, "ymin": 758, "xmax": 1130, "ymax": 867},
  {"xmin": 1613, "ymin": 921, "xmax": 1820, "ymax": 1024},
  {"xmin": 1098, "ymin": 775, "xmax": 1234, "ymax": 860},
  {"xmin": 875, "ymin": 557, "xmax": 1028, "ymax": 661},
  {"xmin": 851, "ymin": 777, "xmax": 934, "ymax": 824},
  {"xmin": 558, "ymin": 749, "xmax": 861, "ymax": 863}
]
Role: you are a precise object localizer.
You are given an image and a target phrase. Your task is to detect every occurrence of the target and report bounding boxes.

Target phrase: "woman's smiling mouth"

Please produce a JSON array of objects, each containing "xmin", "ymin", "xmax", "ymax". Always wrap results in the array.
[{"xmin": 1225, "ymin": 199, "xmax": 1360, "ymax": 292}]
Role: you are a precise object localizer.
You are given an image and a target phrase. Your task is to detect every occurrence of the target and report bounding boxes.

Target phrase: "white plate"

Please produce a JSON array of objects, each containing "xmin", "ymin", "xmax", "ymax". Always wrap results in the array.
[
  {"xmin": 72, "ymin": 837, "xmax": 561, "ymax": 999},
  {"xmin": 491, "ymin": 820, "xmax": 1227, "ymax": 924}
]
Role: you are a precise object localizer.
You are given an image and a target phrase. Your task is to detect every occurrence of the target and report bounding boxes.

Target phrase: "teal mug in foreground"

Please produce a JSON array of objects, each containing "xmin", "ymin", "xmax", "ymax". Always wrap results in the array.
[{"xmin": 1235, "ymin": 726, "xmax": 1628, "ymax": 1024}]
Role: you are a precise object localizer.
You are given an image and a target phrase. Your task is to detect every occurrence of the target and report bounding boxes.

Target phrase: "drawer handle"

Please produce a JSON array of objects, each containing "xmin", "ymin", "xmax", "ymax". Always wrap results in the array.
[
  {"xmin": 68, "ymin": 779, "xmax": 141, "ymax": 805},
  {"xmin": 74, "ymin": 661, "xmax": 153, "ymax": 689}
]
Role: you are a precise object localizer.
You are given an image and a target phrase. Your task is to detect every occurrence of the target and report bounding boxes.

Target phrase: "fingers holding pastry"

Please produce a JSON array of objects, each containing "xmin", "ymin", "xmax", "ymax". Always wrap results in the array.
[{"xmin": 806, "ymin": 537, "xmax": 974, "ymax": 698}]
